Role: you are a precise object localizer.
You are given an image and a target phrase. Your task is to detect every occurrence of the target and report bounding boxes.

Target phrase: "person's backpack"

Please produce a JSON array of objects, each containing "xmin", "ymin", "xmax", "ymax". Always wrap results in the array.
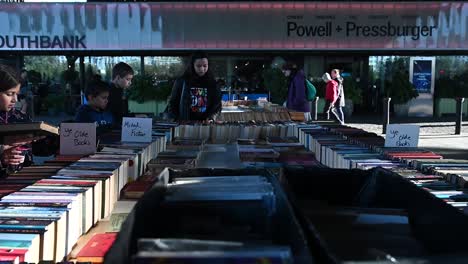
[{"xmin": 305, "ymin": 79, "xmax": 317, "ymax": 101}]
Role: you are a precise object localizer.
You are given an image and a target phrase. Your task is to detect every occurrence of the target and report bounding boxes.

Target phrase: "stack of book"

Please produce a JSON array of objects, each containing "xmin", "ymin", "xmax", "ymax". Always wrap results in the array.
[
  {"xmin": 239, "ymin": 147, "xmax": 280, "ymax": 162},
  {"xmin": 294, "ymin": 124, "xmax": 468, "ymax": 216},
  {"xmin": 331, "ymin": 127, "xmax": 385, "ymax": 149},
  {"xmin": 170, "ymin": 137, "xmax": 205, "ymax": 148},
  {"xmin": 100, "ymin": 129, "xmax": 166, "ymax": 169},
  {"xmin": 0, "ymin": 128, "xmax": 167, "ymax": 263},
  {"xmin": 119, "ymin": 177, "xmax": 155, "ymax": 200},
  {"xmin": 105, "ymin": 168, "xmax": 313, "ymax": 264},
  {"xmin": 147, "ymin": 148, "xmax": 201, "ymax": 172},
  {"xmin": 281, "ymin": 166, "xmax": 468, "ymax": 263},
  {"xmin": 392, "ymin": 166, "xmax": 468, "ymax": 212},
  {"xmin": 153, "ymin": 121, "xmax": 178, "ymax": 143},
  {"xmin": 238, "ymin": 137, "xmax": 323, "ymax": 168},
  {"xmin": 278, "ymin": 150, "xmax": 323, "ymax": 167},
  {"xmin": 175, "ymin": 122, "xmax": 297, "ymax": 141},
  {"xmin": 75, "ymin": 232, "xmax": 118, "ymax": 263},
  {"xmin": 120, "ymin": 138, "xmax": 204, "ymax": 201},
  {"xmin": 197, "ymin": 144, "xmax": 244, "ymax": 169},
  {"xmin": 297, "ymin": 124, "xmax": 442, "ymax": 170},
  {"xmin": 263, "ymin": 103, "xmax": 289, "ymax": 113},
  {"xmin": 217, "ymin": 111, "xmax": 291, "ymax": 123},
  {"xmin": 288, "ymin": 111, "xmax": 308, "ymax": 122},
  {"xmin": 0, "ymin": 122, "xmax": 59, "ymax": 137},
  {"xmin": 383, "ymin": 148, "xmax": 443, "ymax": 162}
]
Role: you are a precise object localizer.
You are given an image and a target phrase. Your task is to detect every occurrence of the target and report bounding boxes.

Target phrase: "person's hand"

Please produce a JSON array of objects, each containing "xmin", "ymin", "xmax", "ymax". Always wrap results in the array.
[
  {"xmin": 2, "ymin": 134, "xmax": 45, "ymax": 150},
  {"xmin": 202, "ymin": 119, "xmax": 213, "ymax": 125},
  {"xmin": 2, "ymin": 147, "xmax": 26, "ymax": 166}
]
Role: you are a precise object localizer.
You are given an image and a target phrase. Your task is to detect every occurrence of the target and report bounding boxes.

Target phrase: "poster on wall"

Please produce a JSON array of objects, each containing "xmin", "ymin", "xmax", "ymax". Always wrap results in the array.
[
  {"xmin": 411, "ymin": 59, "xmax": 433, "ymax": 94},
  {"xmin": 408, "ymin": 57, "xmax": 435, "ymax": 117}
]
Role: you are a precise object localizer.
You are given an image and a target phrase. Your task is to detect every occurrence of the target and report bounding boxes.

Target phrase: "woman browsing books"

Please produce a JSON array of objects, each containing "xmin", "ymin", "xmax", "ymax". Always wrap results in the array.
[
  {"xmin": 0, "ymin": 64, "xmax": 58, "ymax": 178},
  {"xmin": 168, "ymin": 51, "xmax": 222, "ymax": 122}
]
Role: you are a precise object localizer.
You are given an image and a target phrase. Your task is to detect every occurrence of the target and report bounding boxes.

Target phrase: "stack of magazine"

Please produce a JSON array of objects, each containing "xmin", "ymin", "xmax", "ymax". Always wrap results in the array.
[
  {"xmin": 130, "ymin": 174, "xmax": 294, "ymax": 263},
  {"xmin": 165, "ymin": 175, "xmax": 276, "ymax": 215}
]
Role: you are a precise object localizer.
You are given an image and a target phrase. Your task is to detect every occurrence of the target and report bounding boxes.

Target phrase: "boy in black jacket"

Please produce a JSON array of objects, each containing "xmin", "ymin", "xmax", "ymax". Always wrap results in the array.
[{"xmin": 107, "ymin": 62, "xmax": 134, "ymax": 125}]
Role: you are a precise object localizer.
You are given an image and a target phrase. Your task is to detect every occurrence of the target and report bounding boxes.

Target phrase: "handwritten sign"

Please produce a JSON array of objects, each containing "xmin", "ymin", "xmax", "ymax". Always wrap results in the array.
[
  {"xmin": 60, "ymin": 123, "xmax": 97, "ymax": 155},
  {"xmin": 385, "ymin": 124, "xmax": 420, "ymax": 148},
  {"xmin": 121, "ymin": 117, "xmax": 152, "ymax": 143}
]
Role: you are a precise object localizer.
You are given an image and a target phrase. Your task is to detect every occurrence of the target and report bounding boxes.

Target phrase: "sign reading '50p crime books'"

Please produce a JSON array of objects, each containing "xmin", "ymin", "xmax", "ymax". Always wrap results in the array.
[{"xmin": 121, "ymin": 117, "xmax": 152, "ymax": 143}]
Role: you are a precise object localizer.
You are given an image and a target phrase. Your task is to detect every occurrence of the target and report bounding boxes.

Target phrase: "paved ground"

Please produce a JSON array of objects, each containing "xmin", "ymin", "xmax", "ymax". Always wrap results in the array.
[{"xmin": 345, "ymin": 115, "xmax": 468, "ymax": 160}]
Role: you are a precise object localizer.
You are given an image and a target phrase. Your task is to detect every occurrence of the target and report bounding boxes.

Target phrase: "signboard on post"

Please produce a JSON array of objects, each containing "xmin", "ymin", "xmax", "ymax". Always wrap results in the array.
[
  {"xmin": 121, "ymin": 117, "xmax": 152, "ymax": 143},
  {"xmin": 385, "ymin": 124, "xmax": 420, "ymax": 148},
  {"xmin": 60, "ymin": 123, "xmax": 97, "ymax": 155}
]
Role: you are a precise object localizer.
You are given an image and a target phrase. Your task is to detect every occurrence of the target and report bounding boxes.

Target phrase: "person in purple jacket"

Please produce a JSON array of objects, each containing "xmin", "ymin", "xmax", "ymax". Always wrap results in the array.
[{"xmin": 282, "ymin": 62, "xmax": 310, "ymax": 113}]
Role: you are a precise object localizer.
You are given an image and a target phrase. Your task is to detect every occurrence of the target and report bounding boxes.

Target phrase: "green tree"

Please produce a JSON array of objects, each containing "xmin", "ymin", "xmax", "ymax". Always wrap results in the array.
[
  {"xmin": 384, "ymin": 58, "xmax": 418, "ymax": 104},
  {"xmin": 343, "ymin": 77, "xmax": 362, "ymax": 105},
  {"xmin": 262, "ymin": 68, "xmax": 287, "ymax": 104},
  {"xmin": 24, "ymin": 56, "xmax": 67, "ymax": 82},
  {"xmin": 128, "ymin": 74, "xmax": 173, "ymax": 103}
]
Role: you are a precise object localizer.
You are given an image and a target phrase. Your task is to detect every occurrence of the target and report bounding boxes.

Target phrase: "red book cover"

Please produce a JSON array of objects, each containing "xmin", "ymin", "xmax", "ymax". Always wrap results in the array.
[
  {"xmin": 387, "ymin": 152, "xmax": 437, "ymax": 156},
  {"xmin": 43, "ymin": 160, "xmax": 74, "ymax": 166},
  {"xmin": 53, "ymin": 174, "xmax": 111, "ymax": 179},
  {"xmin": 136, "ymin": 174, "xmax": 159, "ymax": 182},
  {"xmin": 122, "ymin": 182, "xmax": 152, "ymax": 191},
  {"xmin": 0, "ymin": 248, "xmax": 28, "ymax": 262},
  {"xmin": 120, "ymin": 182, "xmax": 152, "ymax": 199},
  {"xmin": 0, "ymin": 185, "xmax": 28, "ymax": 190},
  {"xmin": 36, "ymin": 179, "xmax": 97, "ymax": 186},
  {"xmin": 20, "ymin": 166, "xmax": 63, "ymax": 172},
  {"xmin": 55, "ymin": 154, "xmax": 85, "ymax": 160},
  {"xmin": 76, "ymin": 233, "xmax": 117, "ymax": 263}
]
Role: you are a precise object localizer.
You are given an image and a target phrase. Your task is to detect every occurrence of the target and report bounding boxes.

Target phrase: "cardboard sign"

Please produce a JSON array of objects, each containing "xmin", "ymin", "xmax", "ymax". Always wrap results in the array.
[
  {"xmin": 385, "ymin": 124, "xmax": 420, "ymax": 148},
  {"xmin": 60, "ymin": 123, "xmax": 97, "ymax": 155},
  {"xmin": 121, "ymin": 117, "xmax": 152, "ymax": 143}
]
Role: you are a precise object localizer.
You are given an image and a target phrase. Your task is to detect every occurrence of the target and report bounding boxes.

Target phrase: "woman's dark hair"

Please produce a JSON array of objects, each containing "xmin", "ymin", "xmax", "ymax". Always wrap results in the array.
[
  {"xmin": 85, "ymin": 80, "xmax": 110, "ymax": 100},
  {"xmin": 282, "ymin": 61, "xmax": 299, "ymax": 78},
  {"xmin": 182, "ymin": 51, "xmax": 214, "ymax": 80},
  {"xmin": 0, "ymin": 64, "xmax": 21, "ymax": 92}
]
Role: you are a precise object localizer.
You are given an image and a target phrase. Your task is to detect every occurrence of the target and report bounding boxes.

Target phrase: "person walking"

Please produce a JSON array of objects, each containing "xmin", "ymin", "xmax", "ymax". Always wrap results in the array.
[
  {"xmin": 331, "ymin": 69, "xmax": 345, "ymax": 124},
  {"xmin": 322, "ymin": 72, "xmax": 344, "ymax": 124}
]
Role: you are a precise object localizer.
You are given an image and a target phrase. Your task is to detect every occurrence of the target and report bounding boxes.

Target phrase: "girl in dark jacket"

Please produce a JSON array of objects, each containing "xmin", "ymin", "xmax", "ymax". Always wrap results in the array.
[
  {"xmin": 168, "ymin": 51, "xmax": 222, "ymax": 122},
  {"xmin": 0, "ymin": 65, "xmax": 58, "ymax": 177}
]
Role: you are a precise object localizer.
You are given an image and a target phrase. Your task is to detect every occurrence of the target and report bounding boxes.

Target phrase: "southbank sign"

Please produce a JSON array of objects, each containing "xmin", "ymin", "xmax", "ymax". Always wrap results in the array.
[{"xmin": 0, "ymin": 2, "xmax": 466, "ymax": 51}]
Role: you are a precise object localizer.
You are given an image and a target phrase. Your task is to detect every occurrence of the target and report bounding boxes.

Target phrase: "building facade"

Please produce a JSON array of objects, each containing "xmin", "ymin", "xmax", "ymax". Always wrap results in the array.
[{"xmin": 0, "ymin": 1, "xmax": 467, "ymax": 116}]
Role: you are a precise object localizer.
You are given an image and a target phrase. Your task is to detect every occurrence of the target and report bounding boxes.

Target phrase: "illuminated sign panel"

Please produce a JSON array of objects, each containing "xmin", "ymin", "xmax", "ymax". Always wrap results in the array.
[{"xmin": 0, "ymin": 2, "xmax": 466, "ymax": 51}]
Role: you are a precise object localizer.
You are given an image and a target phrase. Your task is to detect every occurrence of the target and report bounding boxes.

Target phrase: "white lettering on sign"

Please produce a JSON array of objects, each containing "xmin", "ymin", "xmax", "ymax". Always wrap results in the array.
[
  {"xmin": 60, "ymin": 123, "xmax": 97, "ymax": 155},
  {"xmin": 385, "ymin": 124, "xmax": 420, "ymax": 148},
  {"xmin": 121, "ymin": 117, "xmax": 152, "ymax": 143}
]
